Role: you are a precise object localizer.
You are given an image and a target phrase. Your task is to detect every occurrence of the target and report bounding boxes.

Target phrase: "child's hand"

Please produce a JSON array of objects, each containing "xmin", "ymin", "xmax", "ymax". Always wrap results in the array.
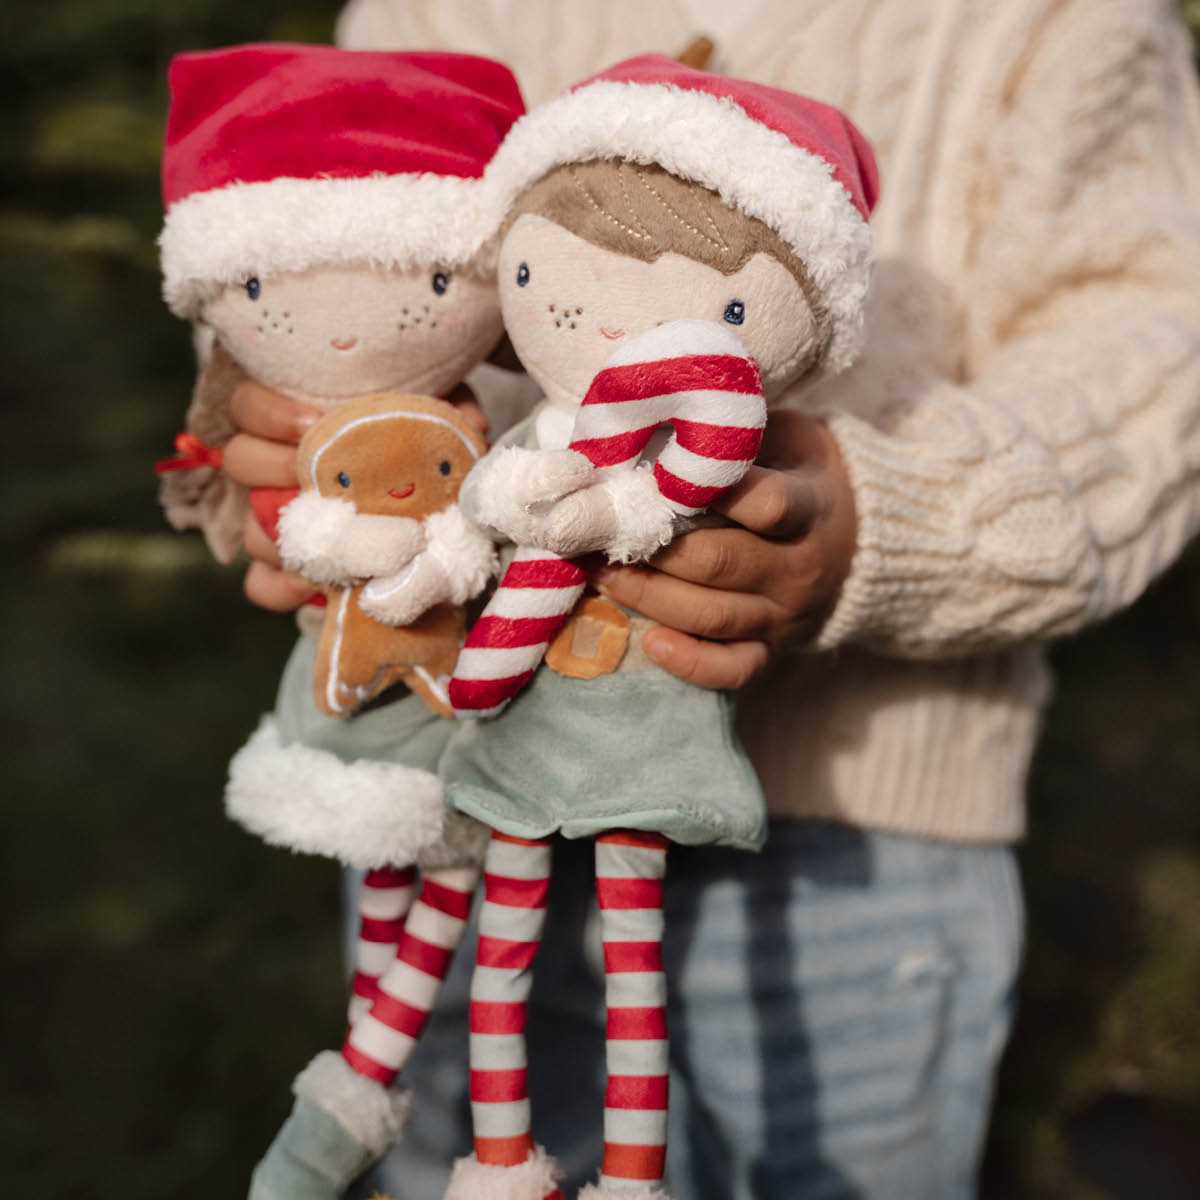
[
  {"xmin": 223, "ymin": 380, "xmax": 321, "ymax": 609},
  {"xmin": 593, "ymin": 409, "xmax": 857, "ymax": 689}
]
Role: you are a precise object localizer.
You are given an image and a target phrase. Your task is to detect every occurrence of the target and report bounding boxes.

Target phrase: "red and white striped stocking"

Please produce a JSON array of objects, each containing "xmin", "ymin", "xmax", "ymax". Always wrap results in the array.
[
  {"xmin": 595, "ymin": 831, "xmax": 671, "ymax": 1192},
  {"xmin": 450, "ymin": 320, "xmax": 765, "ymax": 717},
  {"xmin": 348, "ymin": 865, "xmax": 418, "ymax": 1027},
  {"xmin": 442, "ymin": 830, "xmax": 564, "ymax": 1199},
  {"xmin": 342, "ymin": 863, "xmax": 478, "ymax": 1085}
]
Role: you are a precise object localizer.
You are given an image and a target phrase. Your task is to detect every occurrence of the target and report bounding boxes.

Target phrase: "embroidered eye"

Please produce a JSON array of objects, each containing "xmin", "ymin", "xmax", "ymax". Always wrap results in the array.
[
  {"xmin": 723, "ymin": 300, "xmax": 745, "ymax": 326},
  {"xmin": 244, "ymin": 277, "xmax": 261, "ymax": 301},
  {"xmin": 516, "ymin": 262, "xmax": 530, "ymax": 287},
  {"xmin": 432, "ymin": 272, "xmax": 450, "ymax": 295},
  {"xmin": 336, "ymin": 471, "xmax": 351, "ymax": 488},
  {"xmin": 438, "ymin": 460, "xmax": 451, "ymax": 476}
]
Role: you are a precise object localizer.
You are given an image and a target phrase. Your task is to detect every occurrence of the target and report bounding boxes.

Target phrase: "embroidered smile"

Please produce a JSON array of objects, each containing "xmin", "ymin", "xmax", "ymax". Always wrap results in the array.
[
  {"xmin": 331, "ymin": 336, "xmax": 359, "ymax": 350},
  {"xmin": 600, "ymin": 327, "xmax": 626, "ymax": 340},
  {"xmin": 388, "ymin": 484, "xmax": 415, "ymax": 499}
]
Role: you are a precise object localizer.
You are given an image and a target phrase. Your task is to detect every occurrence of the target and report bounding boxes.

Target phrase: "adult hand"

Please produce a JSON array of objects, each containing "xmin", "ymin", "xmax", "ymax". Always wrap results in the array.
[{"xmin": 594, "ymin": 408, "xmax": 857, "ymax": 689}]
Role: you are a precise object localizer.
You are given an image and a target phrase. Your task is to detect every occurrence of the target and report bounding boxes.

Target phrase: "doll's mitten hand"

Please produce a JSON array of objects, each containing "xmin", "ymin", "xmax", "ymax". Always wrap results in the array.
[
  {"xmin": 540, "ymin": 467, "xmax": 678, "ymax": 562},
  {"xmin": 465, "ymin": 445, "xmax": 594, "ymax": 542},
  {"xmin": 359, "ymin": 556, "xmax": 448, "ymax": 625},
  {"xmin": 279, "ymin": 493, "xmax": 423, "ymax": 585},
  {"xmin": 359, "ymin": 505, "xmax": 499, "ymax": 625}
]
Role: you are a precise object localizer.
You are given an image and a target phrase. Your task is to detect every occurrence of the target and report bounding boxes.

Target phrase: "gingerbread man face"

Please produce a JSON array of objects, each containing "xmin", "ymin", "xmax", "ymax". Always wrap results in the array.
[
  {"xmin": 305, "ymin": 402, "xmax": 484, "ymax": 521},
  {"xmin": 298, "ymin": 394, "xmax": 487, "ymax": 520},
  {"xmin": 201, "ymin": 263, "xmax": 502, "ymax": 405}
]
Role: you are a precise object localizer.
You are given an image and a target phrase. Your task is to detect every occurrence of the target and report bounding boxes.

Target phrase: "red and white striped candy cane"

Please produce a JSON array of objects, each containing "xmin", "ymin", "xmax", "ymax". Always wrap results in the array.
[{"xmin": 449, "ymin": 319, "xmax": 766, "ymax": 717}]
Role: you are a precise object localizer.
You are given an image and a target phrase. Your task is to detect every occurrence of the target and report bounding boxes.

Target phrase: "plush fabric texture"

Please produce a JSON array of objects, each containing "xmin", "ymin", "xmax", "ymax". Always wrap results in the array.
[
  {"xmin": 293, "ymin": 1049, "xmax": 412, "ymax": 1152},
  {"xmin": 577, "ymin": 1185, "xmax": 673, "ymax": 1200},
  {"xmin": 160, "ymin": 43, "xmax": 525, "ymax": 315},
  {"xmin": 451, "ymin": 320, "xmax": 766, "ymax": 715},
  {"xmin": 340, "ymin": 0, "xmax": 1200, "ymax": 844},
  {"xmin": 157, "ymin": 340, "xmax": 247, "ymax": 562},
  {"xmin": 248, "ymin": 1094, "xmax": 376, "ymax": 1200},
  {"xmin": 443, "ymin": 1146, "xmax": 562, "ymax": 1200},
  {"xmin": 287, "ymin": 394, "xmax": 492, "ymax": 717},
  {"xmin": 225, "ymin": 715, "xmax": 448, "ymax": 868},
  {"xmin": 482, "ymin": 55, "xmax": 876, "ymax": 375}
]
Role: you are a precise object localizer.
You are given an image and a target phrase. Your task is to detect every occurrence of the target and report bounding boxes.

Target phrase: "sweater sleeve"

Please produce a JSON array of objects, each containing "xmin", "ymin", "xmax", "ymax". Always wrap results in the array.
[{"xmin": 815, "ymin": 0, "xmax": 1200, "ymax": 657}]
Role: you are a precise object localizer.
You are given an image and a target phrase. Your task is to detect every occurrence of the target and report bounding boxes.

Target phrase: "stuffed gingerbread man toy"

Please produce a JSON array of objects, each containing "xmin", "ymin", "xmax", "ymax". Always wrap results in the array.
[
  {"xmin": 157, "ymin": 43, "xmax": 528, "ymax": 1200},
  {"xmin": 279, "ymin": 394, "xmax": 493, "ymax": 719},
  {"xmin": 437, "ymin": 56, "xmax": 879, "ymax": 1200}
]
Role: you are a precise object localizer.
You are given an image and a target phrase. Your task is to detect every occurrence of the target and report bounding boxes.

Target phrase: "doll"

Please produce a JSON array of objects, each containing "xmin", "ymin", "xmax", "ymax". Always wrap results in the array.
[
  {"xmin": 439, "ymin": 57, "xmax": 878, "ymax": 1200},
  {"xmin": 157, "ymin": 43, "xmax": 525, "ymax": 1198}
]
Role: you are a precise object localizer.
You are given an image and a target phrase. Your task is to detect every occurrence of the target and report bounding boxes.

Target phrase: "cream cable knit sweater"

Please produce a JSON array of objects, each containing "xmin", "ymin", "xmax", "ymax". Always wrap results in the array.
[{"xmin": 339, "ymin": 0, "xmax": 1200, "ymax": 842}]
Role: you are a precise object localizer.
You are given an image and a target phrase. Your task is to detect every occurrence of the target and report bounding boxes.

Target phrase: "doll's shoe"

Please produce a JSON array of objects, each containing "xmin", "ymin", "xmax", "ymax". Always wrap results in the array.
[
  {"xmin": 577, "ymin": 1184, "xmax": 674, "ymax": 1200},
  {"xmin": 442, "ymin": 1144, "xmax": 563, "ymax": 1200},
  {"xmin": 249, "ymin": 1051, "xmax": 411, "ymax": 1200}
]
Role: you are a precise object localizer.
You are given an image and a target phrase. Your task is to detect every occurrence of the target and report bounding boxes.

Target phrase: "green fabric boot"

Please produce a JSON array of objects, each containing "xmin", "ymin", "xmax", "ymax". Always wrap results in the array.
[{"xmin": 249, "ymin": 1051, "xmax": 411, "ymax": 1200}]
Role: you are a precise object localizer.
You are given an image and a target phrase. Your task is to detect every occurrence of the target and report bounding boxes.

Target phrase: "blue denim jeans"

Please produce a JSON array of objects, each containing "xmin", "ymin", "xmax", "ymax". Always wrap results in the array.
[{"xmin": 354, "ymin": 821, "xmax": 1023, "ymax": 1200}]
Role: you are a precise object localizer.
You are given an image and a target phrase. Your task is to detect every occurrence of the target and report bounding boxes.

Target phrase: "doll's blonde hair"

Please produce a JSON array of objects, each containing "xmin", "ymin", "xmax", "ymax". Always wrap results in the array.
[{"xmin": 507, "ymin": 159, "xmax": 832, "ymax": 353}]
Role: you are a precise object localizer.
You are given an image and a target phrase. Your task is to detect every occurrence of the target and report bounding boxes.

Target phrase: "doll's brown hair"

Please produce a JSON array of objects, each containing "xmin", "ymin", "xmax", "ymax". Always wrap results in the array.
[{"xmin": 506, "ymin": 159, "xmax": 832, "ymax": 354}]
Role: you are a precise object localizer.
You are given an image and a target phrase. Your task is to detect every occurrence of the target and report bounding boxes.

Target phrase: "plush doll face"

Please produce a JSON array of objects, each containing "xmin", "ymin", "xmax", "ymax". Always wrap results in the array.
[
  {"xmin": 201, "ymin": 262, "xmax": 502, "ymax": 405},
  {"xmin": 305, "ymin": 402, "xmax": 485, "ymax": 520},
  {"xmin": 496, "ymin": 162, "xmax": 828, "ymax": 413}
]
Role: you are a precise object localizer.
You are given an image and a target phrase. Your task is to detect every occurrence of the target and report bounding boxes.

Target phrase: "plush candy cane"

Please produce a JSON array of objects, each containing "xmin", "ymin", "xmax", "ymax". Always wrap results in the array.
[{"xmin": 449, "ymin": 319, "xmax": 766, "ymax": 717}]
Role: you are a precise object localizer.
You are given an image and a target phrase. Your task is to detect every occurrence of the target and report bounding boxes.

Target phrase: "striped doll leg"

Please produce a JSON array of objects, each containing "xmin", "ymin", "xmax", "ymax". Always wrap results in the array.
[
  {"xmin": 343, "ymin": 863, "xmax": 478, "ymax": 1085},
  {"xmin": 582, "ymin": 831, "xmax": 673, "ymax": 1200},
  {"xmin": 348, "ymin": 865, "xmax": 418, "ymax": 1028},
  {"xmin": 444, "ymin": 831, "xmax": 563, "ymax": 1200}
]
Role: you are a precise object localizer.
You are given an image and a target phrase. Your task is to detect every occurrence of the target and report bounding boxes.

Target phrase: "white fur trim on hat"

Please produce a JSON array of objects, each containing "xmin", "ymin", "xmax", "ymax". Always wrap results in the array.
[
  {"xmin": 160, "ymin": 171, "xmax": 500, "ymax": 318},
  {"xmin": 486, "ymin": 80, "xmax": 874, "ymax": 374},
  {"xmin": 225, "ymin": 715, "xmax": 446, "ymax": 868},
  {"xmin": 293, "ymin": 1050, "xmax": 412, "ymax": 1155}
]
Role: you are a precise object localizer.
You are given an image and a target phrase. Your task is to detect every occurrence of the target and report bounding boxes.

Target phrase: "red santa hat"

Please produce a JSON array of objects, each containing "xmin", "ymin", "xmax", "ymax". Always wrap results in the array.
[
  {"xmin": 486, "ymin": 55, "xmax": 878, "ymax": 375},
  {"xmin": 159, "ymin": 43, "xmax": 525, "ymax": 317}
]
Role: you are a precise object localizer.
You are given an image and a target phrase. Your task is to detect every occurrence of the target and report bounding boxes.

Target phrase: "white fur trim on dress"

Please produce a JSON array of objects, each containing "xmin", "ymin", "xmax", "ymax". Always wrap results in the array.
[
  {"xmin": 485, "ymin": 80, "xmax": 874, "ymax": 375},
  {"xmin": 293, "ymin": 1050, "xmax": 412, "ymax": 1156},
  {"xmin": 160, "ymin": 171, "xmax": 501, "ymax": 317},
  {"xmin": 443, "ymin": 1145, "xmax": 562, "ymax": 1200},
  {"xmin": 278, "ymin": 492, "xmax": 423, "ymax": 586},
  {"xmin": 225, "ymin": 716, "xmax": 446, "ymax": 868}
]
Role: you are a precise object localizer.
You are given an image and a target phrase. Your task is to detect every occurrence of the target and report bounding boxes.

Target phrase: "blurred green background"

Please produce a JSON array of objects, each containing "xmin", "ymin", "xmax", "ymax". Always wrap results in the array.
[{"xmin": 1, "ymin": 2, "xmax": 1197, "ymax": 1197}]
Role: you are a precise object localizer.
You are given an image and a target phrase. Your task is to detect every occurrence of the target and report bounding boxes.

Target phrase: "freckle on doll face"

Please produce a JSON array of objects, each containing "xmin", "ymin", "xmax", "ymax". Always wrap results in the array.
[
  {"xmin": 498, "ymin": 214, "xmax": 818, "ymax": 411},
  {"xmin": 200, "ymin": 263, "xmax": 502, "ymax": 404}
]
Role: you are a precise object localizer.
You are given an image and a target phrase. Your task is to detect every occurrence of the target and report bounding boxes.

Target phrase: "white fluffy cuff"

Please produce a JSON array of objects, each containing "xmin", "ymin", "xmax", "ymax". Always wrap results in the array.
[
  {"xmin": 466, "ymin": 445, "xmax": 594, "ymax": 544},
  {"xmin": 577, "ymin": 1185, "xmax": 674, "ymax": 1200},
  {"xmin": 443, "ymin": 1145, "xmax": 562, "ymax": 1200},
  {"xmin": 293, "ymin": 1050, "xmax": 411, "ymax": 1156},
  {"xmin": 225, "ymin": 717, "xmax": 447, "ymax": 868},
  {"xmin": 425, "ymin": 504, "xmax": 501, "ymax": 603},
  {"xmin": 278, "ymin": 492, "xmax": 423, "ymax": 584},
  {"xmin": 599, "ymin": 466, "xmax": 679, "ymax": 563}
]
